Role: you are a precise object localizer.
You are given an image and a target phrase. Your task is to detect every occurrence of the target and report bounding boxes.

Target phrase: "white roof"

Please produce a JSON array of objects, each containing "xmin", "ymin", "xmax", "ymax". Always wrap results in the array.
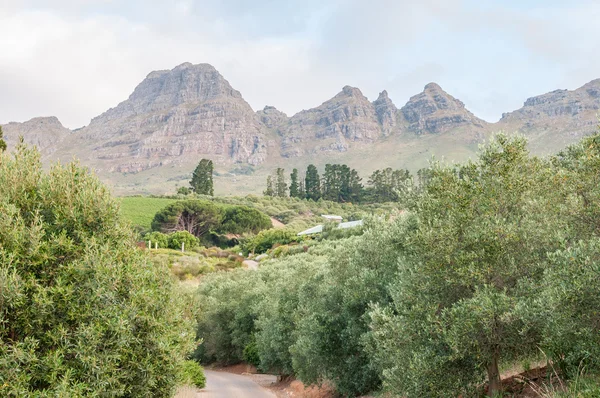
[
  {"xmin": 321, "ymin": 214, "xmax": 343, "ymax": 220},
  {"xmin": 297, "ymin": 224, "xmax": 324, "ymax": 236},
  {"xmin": 297, "ymin": 220, "xmax": 363, "ymax": 236},
  {"xmin": 338, "ymin": 220, "xmax": 363, "ymax": 229}
]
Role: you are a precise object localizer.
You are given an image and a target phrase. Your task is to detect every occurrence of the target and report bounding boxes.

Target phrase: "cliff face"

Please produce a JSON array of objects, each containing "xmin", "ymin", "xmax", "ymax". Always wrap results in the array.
[
  {"xmin": 400, "ymin": 83, "xmax": 487, "ymax": 135},
  {"xmin": 278, "ymin": 86, "xmax": 389, "ymax": 157},
  {"xmin": 1, "ymin": 116, "xmax": 70, "ymax": 154},
  {"xmin": 58, "ymin": 62, "xmax": 270, "ymax": 173},
  {"xmin": 498, "ymin": 79, "xmax": 600, "ymax": 138}
]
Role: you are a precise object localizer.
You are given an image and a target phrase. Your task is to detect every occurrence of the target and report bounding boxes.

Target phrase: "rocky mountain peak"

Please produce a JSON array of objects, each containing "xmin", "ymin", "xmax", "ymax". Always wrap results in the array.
[
  {"xmin": 498, "ymin": 79, "xmax": 600, "ymax": 140},
  {"xmin": 373, "ymin": 90, "xmax": 398, "ymax": 135},
  {"xmin": 2, "ymin": 116, "xmax": 70, "ymax": 153},
  {"xmin": 91, "ymin": 63, "xmax": 244, "ymax": 125},
  {"xmin": 376, "ymin": 90, "xmax": 389, "ymax": 100},
  {"xmin": 424, "ymin": 82, "xmax": 443, "ymax": 92},
  {"xmin": 256, "ymin": 106, "xmax": 289, "ymax": 129},
  {"xmin": 339, "ymin": 85, "xmax": 365, "ymax": 98},
  {"xmin": 401, "ymin": 83, "xmax": 485, "ymax": 134}
]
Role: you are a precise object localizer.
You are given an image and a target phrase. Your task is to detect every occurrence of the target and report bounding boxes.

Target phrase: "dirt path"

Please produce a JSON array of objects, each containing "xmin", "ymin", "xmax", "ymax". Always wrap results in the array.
[{"xmin": 198, "ymin": 370, "xmax": 277, "ymax": 398}]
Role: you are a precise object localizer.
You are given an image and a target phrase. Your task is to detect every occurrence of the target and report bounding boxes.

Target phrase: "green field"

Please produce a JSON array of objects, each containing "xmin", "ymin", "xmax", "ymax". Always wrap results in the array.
[{"xmin": 119, "ymin": 196, "xmax": 178, "ymax": 230}]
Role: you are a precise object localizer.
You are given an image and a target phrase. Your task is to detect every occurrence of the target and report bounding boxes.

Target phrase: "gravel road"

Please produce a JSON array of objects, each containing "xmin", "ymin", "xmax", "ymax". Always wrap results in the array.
[{"xmin": 197, "ymin": 370, "xmax": 277, "ymax": 398}]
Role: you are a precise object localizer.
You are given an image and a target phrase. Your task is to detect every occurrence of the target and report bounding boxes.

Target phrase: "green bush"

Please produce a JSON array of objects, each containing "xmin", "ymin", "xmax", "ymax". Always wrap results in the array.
[
  {"xmin": 168, "ymin": 231, "xmax": 200, "ymax": 251},
  {"xmin": 180, "ymin": 360, "xmax": 206, "ymax": 388},
  {"xmin": 242, "ymin": 229, "xmax": 301, "ymax": 255},
  {"xmin": 0, "ymin": 145, "xmax": 196, "ymax": 396},
  {"xmin": 144, "ymin": 231, "xmax": 169, "ymax": 248},
  {"xmin": 243, "ymin": 338, "xmax": 261, "ymax": 368},
  {"xmin": 219, "ymin": 205, "xmax": 272, "ymax": 234}
]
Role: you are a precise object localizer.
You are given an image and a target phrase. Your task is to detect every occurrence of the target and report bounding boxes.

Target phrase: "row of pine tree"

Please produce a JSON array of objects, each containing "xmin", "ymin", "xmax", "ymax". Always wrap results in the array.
[{"xmin": 263, "ymin": 164, "xmax": 414, "ymax": 203}]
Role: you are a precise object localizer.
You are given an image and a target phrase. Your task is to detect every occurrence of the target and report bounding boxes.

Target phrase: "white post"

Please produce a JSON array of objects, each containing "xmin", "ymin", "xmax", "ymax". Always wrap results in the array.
[
  {"xmin": 181, "ymin": 242, "xmax": 185, "ymax": 253},
  {"xmin": 148, "ymin": 240, "xmax": 151, "ymax": 249},
  {"xmin": 155, "ymin": 242, "xmax": 158, "ymax": 250}
]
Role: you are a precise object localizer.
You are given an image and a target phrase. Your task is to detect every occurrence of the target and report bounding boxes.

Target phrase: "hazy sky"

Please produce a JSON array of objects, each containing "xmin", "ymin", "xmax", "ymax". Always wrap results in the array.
[{"xmin": 2, "ymin": 0, "xmax": 600, "ymax": 128}]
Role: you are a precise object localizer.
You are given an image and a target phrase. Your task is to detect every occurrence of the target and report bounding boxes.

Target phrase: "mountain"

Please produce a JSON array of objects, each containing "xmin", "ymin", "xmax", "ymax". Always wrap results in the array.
[
  {"xmin": 6, "ymin": 62, "xmax": 600, "ymax": 195},
  {"xmin": 400, "ymin": 83, "xmax": 488, "ymax": 135},
  {"xmin": 1, "ymin": 116, "xmax": 70, "ymax": 154},
  {"xmin": 277, "ymin": 86, "xmax": 384, "ymax": 158},
  {"xmin": 54, "ymin": 62, "xmax": 270, "ymax": 174},
  {"xmin": 497, "ymin": 79, "xmax": 600, "ymax": 152}
]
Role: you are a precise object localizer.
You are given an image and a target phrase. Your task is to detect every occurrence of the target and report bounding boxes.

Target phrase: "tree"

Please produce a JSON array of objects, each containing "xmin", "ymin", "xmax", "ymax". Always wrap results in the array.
[
  {"xmin": 219, "ymin": 205, "xmax": 272, "ymax": 235},
  {"xmin": 190, "ymin": 159, "xmax": 214, "ymax": 195},
  {"xmin": 276, "ymin": 168, "xmax": 287, "ymax": 198},
  {"xmin": 298, "ymin": 178, "xmax": 305, "ymax": 199},
  {"xmin": 305, "ymin": 164, "xmax": 321, "ymax": 201},
  {"xmin": 367, "ymin": 168, "xmax": 411, "ymax": 202},
  {"xmin": 289, "ymin": 168, "xmax": 300, "ymax": 198},
  {"xmin": 322, "ymin": 164, "xmax": 363, "ymax": 202},
  {"xmin": 0, "ymin": 126, "xmax": 6, "ymax": 152},
  {"xmin": 177, "ymin": 186, "xmax": 192, "ymax": 195},
  {"xmin": 264, "ymin": 175, "xmax": 275, "ymax": 197},
  {"xmin": 369, "ymin": 135, "xmax": 563, "ymax": 397},
  {"xmin": 0, "ymin": 144, "xmax": 196, "ymax": 396},
  {"xmin": 151, "ymin": 200, "xmax": 223, "ymax": 239}
]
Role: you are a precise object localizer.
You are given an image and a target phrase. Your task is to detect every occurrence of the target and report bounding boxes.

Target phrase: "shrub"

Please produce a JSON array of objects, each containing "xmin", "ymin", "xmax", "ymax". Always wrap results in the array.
[
  {"xmin": 168, "ymin": 231, "xmax": 200, "ymax": 251},
  {"xmin": 0, "ymin": 145, "xmax": 196, "ymax": 396},
  {"xmin": 243, "ymin": 338, "xmax": 261, "ymax": 368},
  {"xmin": 180, "ymin": 360, "xmax": 206, "ymax": 389},
  {"xmin": 219, "ymin": 205, "xmax": 272, "ymax": 234},
  {"xmin": 177, "ymin": 186, "xmax": 192, "ymax": 196},
  {"xmin": 242, "ymin": 229, "xmax": 301, "ymax": 255},
  {"xmin": 144, "ymin": 231, "xmax": 169, "ymax": 248}
]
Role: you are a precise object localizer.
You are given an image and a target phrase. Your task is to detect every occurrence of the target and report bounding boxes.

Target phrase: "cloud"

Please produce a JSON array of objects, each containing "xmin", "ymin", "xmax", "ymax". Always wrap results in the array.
[{"xmin": 1, "ymin": 0, "xmax": 600, "ymax": 128}]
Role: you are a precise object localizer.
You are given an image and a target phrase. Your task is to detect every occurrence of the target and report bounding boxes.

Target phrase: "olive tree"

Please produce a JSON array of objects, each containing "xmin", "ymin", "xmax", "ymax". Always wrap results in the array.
[
  {"xmin": 0, "ymin": 145, "xmax": 196, "ymax": 396},
  {"xmin": 369, "ymin": 135, "xmax": 563, "ymax": 397}
]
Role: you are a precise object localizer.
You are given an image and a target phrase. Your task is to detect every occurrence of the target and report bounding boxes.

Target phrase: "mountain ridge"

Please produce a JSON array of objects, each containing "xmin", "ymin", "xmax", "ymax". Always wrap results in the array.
[{"xmin": 4, "ymin": 62, "xmax": 600, "ymax": 194}]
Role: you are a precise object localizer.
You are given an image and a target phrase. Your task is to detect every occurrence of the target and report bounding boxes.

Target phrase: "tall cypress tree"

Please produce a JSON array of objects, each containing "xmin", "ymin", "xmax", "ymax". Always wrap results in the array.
[
  {"xmin": 305, "ymin": 164, "xmax": 321, "ymax": 201},
  {"xmin": 264, "ymin": 175, "xmax": 275, "ymax": 197},
  {"xmin": 189, "ymin": 159, "xmax": 214, "ymax": 195},
  {"xmin": 276, "ymin": 168, "xmax": 287, "ymax": 198},
  {"xmin": 289, "ymin": 168, "xmax": 300, "ymax": 198},
  {"xmin": 299, "ymin": 178, "xmax": 306, "ymax": 199},
  {"xmin": 0, "ymin": 126, "xmax": 6, "ymax": 152}
]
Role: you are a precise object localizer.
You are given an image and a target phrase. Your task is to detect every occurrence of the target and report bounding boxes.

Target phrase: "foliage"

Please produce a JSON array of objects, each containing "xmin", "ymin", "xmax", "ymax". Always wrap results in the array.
[
  {"xmin": 144, "ymin": 231, "xmax": 169, "ymax": 248},
  {"xmin": 177, "ymin": 186, "xmax": 192, "ymax": 195},
  {"xmin": 368, "ymin": 135, "xmax": 566, "ymax": 397},
  {"xmin": 179, "ymin": 360, "xmax": 206, "ymax": 389},
  {"xmin": 193, "ymin": 270, "xmax": 263, "ymax": 364},
  {"xmin": 263, "ymin": 175, "xmax": 274, "ymax": 197},
  {"xmin": 151, "ymin": 200, "xmax": 223, "ymax": 238},
  {"xmin": 289, "ymin": 168, "xmax": 300, "ymax": 198},
  {"xmin": 366, "ymin": 167, "xmax": 412, "ymax": 203},
  {"xmin": 190, "ymin": 159, "xmax": 214, "ymax": 196},
  {"xmin": 168, "ymin": 230, "xmax": 200, "ymax": 250},
  {"xmin": 219, "ymin": 205, "xmax": 272, "ymax": 235},
  {"xmin": 275, "ymin": 167, "xmax": 287, "ymax": 198},
  {"xmin": 304, "ymin": 164, "xmax": 321, "ymax": 201},
  {"xmin": 538, "ymin": 239, "xmax": 600, "ymax": 377},
  {"xmin": 321, "ymin": 163, "xmax": 363, "ymax": 203},
  {"xmin": 0, "ymin": 126, "xmax": 6, "ymax": 152},
  {"xmin": 243, "ymin": 338, "xmax": 261, "ymax": 368},
  {"xmin": 0, "ymin": 145, "xmax": 196, "ymax": 397},
  {"xmin": 241, "ymin": 229, "xmax": 300, "ymax": 255}
]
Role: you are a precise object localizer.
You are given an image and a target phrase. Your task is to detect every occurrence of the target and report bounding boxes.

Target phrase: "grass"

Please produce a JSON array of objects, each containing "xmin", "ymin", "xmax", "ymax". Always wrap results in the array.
[{"xmin": 119, "ymin": 196, "xmax": 178, "ymax": 230}]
